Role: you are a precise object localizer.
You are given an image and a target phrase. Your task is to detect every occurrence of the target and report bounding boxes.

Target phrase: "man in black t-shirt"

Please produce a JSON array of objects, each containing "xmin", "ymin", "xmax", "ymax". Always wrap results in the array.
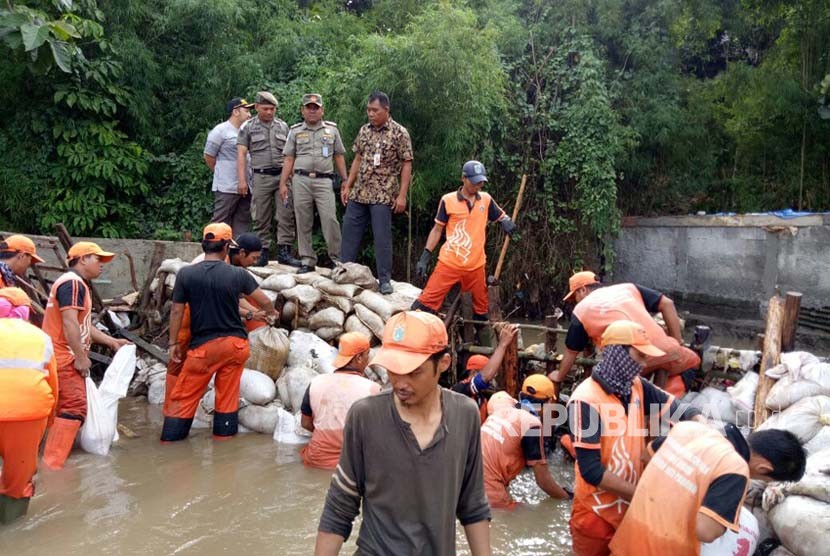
[{"xmin": 161, "ymin": 223, "xmax": 278, "ymax": 442}]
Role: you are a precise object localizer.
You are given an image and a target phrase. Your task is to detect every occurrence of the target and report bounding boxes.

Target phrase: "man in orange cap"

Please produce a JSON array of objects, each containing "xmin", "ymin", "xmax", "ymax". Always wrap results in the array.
[
  {"xmin": 566, "ymin": 320, "xmax": 703, "ymax": 556},
  {"xmin": 551, "ymin": 270, "xmax": 700, "ymax": 397},
  {"xmin": 452, "ymin": 323, "xmax": 519, "ymax": 423},
  {"xmin": 316, "ymin": 311, "xmax": 491, "ymax": 556},
  {"xmin": 0, "ymin": 288, "xmax": 58, "ymax": 523},
  {"xmin": 480, "ymin": 382, "xmax": 570, "ymax": 510},
  {"xmin": 300, "ymin": 332, "xmax": 380, "ymax": 469},
  {"xmin": 0, "ymin": 235, "xmax": 45, "ymax": 288},
  {"xmin": 41, "ymin": 242, "xmax": 130, "ymax": 470},
  {"xmin": 162, "ymin": 223, "xmax": 278, "ymax": 442}
]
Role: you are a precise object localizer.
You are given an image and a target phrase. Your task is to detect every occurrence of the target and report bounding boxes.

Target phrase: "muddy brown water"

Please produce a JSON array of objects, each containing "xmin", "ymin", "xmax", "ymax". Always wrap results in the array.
[{"xmin": 1, "ymin": 398, "xmax": 574, "ymax": 555}]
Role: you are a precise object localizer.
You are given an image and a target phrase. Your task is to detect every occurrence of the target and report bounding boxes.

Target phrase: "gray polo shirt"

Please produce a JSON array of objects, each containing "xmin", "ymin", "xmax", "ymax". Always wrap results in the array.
[
  {"xmin": 318, "ymin": 388, "xmax": 491, "ymax": 555},
  {"xmin": 204, "ymin": 120, "xmax": 243, "ymax": 194}
]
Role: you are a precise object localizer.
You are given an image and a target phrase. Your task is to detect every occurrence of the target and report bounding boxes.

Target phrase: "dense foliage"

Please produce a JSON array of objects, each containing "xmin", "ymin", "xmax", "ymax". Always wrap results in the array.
[{"xmin": 1, "ymin": 0, "xmax": 828, "ymax": 304}]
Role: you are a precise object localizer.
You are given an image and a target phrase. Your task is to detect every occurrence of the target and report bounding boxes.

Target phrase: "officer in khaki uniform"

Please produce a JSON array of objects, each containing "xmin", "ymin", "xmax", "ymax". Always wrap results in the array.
[
  {"xmin": 279, "ymin": 94, "xmax": 348, "ymax": 274},
  {"xmin": 236, "ymin": 91, "xmax": 301, "ymax": 267}
]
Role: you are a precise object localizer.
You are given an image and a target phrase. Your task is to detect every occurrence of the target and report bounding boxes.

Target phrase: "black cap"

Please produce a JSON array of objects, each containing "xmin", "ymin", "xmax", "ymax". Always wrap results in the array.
[
  {"xmin": 233, "ymin": 233, "xmax": 262, "ymax": 252},
  {"xmin": 226, "ymin": 97, "xmax": 254, "ymax": 115}
]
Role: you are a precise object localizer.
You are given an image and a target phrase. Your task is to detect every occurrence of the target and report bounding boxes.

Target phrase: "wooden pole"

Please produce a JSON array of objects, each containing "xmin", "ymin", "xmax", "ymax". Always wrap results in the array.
[
  {"xmin": 461, "ymin": 292, "xmax": 475, "ymax": 344},
  {"xmin": 544, "ymin": 314, "xmax": 559, "ymax": 378},
  {"xmin": 781, "ymin": 292, "xmax": 803, "ymax": 352},
  {"xmin": 493, "ymin": 174, "xmax": 527, "ymax": 280},
  {"xmin": 501, "ymin": 327, "xmax": 519, "ymax": 398},
  {"xmin": 754, "ymin": 295, "xmax": 785, "ymax": 429}
]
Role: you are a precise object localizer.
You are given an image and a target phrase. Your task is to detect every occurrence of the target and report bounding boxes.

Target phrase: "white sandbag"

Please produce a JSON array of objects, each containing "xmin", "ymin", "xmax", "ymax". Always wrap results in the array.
[
  {"xmin": 764, "ymin": 449, "xmax": 830, "ymax": 509},
  {"xmin": 261, "ymin": 289, "xmax": 278, "ymax": 304},
  {"xmin": 239, "ymin": 401, "xmax": 283, "ymax": 434},
  {"xmin": 765, "ymin": 363, "xmax": 788, "ymax": 380},
  {"xmin": 280, "ymin": 300, "xmax": 297, "ymax": 326},
  {"xmin": 317, "ymin": 278, "xmax": 360, "ymax": 299},
  {"xmin": 690, "ymin": 387, "xmax": 739, "ymax": 425},
  {"xmin": 781, "ymin": 351, "xmax": 821, "ymax": 375},
  {"xmin": 281, "ymin": 284, "xmax": 322, "ymax": 313},
  {"xmin": 78, "ymin": 347, "xmax": 136, "ymax": 456},
  {"xmin": 194, "ymin": 404, "xmax": 212, "ymax": 428},
  {"xmin": 273, "ymin": 407, "xmax": 311, "ymax": 445},
  {"xmin": 287, "ymin": 330, "xmax": 338, "ymax": 374},
  {"xmin": 261, "ymin": 273, "xmax": 297, "ymax": 292},
  {"xmin": 309, "ymin": 307, "xmax": 346, "ymax": 330},
  {"xmin": 99, "ymin": 345, "xmax": 137, "ymax": 399},
  {"xmin": 345, "ymin": 314, "xmax": 374, "ymax": 339},
  {"xmin": 276, "ymin": 363, "xmax": 318, "ymax": 412},
  {"xmin": 802, "ymin": 362, "xmax": 830, "ymax": 389},
  {"xmin": 728, "ymin": 371, "xmax": 759, "ymax": 412},
  {"xmin": 681, "ymin": 391, "xmax": 701, "ymax": 405},
  {"xmin": 768, "ymin": 547, "xmax": 796, "ymax": 556},
  {"xmin": 322, "ymin": 293, "xmax": 353, "ymax": 314},
  {"xmin": 391, "ymin": 280, "xmax": 422, "ymax": 298},
  {"xmin": 316, "ymin": 327, "xmax": 343, "ymax": 341},
  {"xmin": 804, "ymin": 426, "xmax": 830, "ymax": 455},
  {"xmin": 248, "ymin": 266, "xmax": 279, "ymax": 278},
  {"xmin": 700, "ymin": 506, "xmax": 759, "ymax": 556},
  {"xmin": 239, "ymin": 369, "xmax": 277, "ymax": 404},
  {"xmin": 355, "ymin": 290, "xmax": 393, "ymax": 321},
  {"xmin": 766, "ymin": 374, "xmax": 825, "ymax": 411},
  {"xmin": 164, "ymin": 273, "xmax": 176, "ymax": 291},
  {"xmin": 768, "ymin": 495, "xmax": 830, "ymax": 556},
  {"xmin": 147, "ymin": 379, "xmax": 165, "ymax": 405},
  {"xmin": 158, "ymin": 257, "xmax": 187, "ymax": 275},
  {"xmin": 758, "ymin": 396, "xmax": 830, "ymax": 444},
  {"xmin": 750, "ymin": 506, "xmax": 774, "ymax": 546},
  {"xmin": 293, "ymin": 271, "xmax": 323, "ymax": 285},
  {"xmin": 245, "ymin": 326, "xmax": 290, "ymax": 380},
  {"xmin": 331, "ymin": 262, "xmax": 378, "ymax": 291},
  {"xmin": 354, "ymin": 304, "xmax": 385, "ymax": 339},
  {"xmin": 200, "ymin": 389, "xmax": 215, "ymax": 414}
]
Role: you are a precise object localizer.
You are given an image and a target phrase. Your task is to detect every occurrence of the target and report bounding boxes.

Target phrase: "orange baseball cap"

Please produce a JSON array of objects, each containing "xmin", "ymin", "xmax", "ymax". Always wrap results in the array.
[
  {"xmin": 370, "ymin": 311, "xmax": 449, "ymax": 375},
  {"xmin": 0, "ymin": 287, "xmax": 31, "ymax": 307},
  {"xmin": 333, "ymin": 332, "xmax": 371, "ymax": 369},
  {"xmin": 66, "ymin": 241, "xmax": 115, "ymax": 264},
  {"xmin": 521, "ymin": 374, "xmax": 555, "ymax": 400},
  {"xmin": 466, "ymin": 354, "xmax": 489, "ymax": 371},
  {"xmin": 601, "ymin": 320, "xmax": 666, "ymax": 357},
  {"xmin": 1, "ymin": 235, "xmax": 44, "ymax": 263},
  {"xmin": 487, "ymin": 391, "xmax": 517, "ymax": 415},
  {"xmin": 563, "ymin": 270, "xmax": 599, "ymax": 301},
  {"xmin": 203, "ymin": 222, "xmax": 237, "ymax": 245}
]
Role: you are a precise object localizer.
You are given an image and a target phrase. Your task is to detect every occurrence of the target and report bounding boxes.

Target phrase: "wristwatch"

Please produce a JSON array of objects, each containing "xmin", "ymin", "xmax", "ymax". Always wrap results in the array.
[{"xmin": 245, "ymin": 311, "xmax": 254, "ymax": 321}]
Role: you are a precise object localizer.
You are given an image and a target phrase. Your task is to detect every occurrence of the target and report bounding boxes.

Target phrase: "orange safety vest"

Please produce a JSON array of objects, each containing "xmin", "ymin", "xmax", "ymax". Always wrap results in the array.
[
  {"xmin": 42, "ymin": 271, "xmax": 92, "ymax": 369},
  {"xmin": 568, "ymin": 376, "xmax": 650, "ymax": 530},
  {"xmin": 610, "ymin": 421, "xmax": 750, "ymax": 556},
  {"xmin": 481, "ymin": 405, "xmax": 545, "ymax": 508},
  {"xmin": 0, "ymin": 318, "xmax": 59, "ymax": 421},
  {"xmin": 301, "ymin": 371, "xmax": 380, "ymax": 469},
  {"xmin": 437, "ymin": 191, "xmax": 502, "ymax": 271}
]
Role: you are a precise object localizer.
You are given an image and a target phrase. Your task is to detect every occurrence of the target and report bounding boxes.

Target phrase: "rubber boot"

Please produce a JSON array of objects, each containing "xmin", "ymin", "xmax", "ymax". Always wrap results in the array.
[
  {"xmin": 42, "ymin": 417, "xmax": 81, "ymax": 470},
  {"xmin": 473, "ymin": 313, "xmax": 494, "ymax": 347},
  {"xmin": 255, "ymin": 247, "xmax": 270, "ymax": 268},
  {"xmin": 213, "ymin": 411, "xmax": 239, "ymax": 440},
  {"xmin": 277, "ymin": 244, "xmax": 302, "ymax": 267},
  {"xmin": 0, "ymin": 494, "xmax": 30, "ymax": 524},
  {"xmin": 160, "ymin": 416, "xmax": 193, "ymax": 443}
]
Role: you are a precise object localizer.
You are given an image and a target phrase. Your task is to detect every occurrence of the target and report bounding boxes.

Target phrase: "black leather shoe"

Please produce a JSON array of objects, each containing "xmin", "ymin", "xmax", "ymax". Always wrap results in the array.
[
  {"xmin": 277, "ymin": 244, "xmax": 302, "ymax": 267},
  {"xmin": 297, "ymin": 264, "xmax": 314, "ymax": 274},
  {"xmin": 379, "ymin": 281, "xmax": 393, "ymax": 295}
]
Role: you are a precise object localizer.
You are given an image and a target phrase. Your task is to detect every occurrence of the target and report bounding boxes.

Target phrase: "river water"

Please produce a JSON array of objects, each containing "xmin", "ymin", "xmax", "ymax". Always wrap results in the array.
[{"xmin": 1, "ymin": 398, "xmax": 575, "ymax": 555}]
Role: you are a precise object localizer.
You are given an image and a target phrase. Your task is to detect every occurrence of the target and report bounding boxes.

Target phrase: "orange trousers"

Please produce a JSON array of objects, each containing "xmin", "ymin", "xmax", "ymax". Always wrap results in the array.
[
  {"xmin": 570, "ymin": 504, "xmax": 616, "ymax": 556},
  {"xmin": 0, "ymin": 418, "xmax": 48, "ymax": 498},
  {"xmin": 56, "ymin": 364, "xmax": 87, "ymax": 421},
  {"xmin": 417, "ymin": 261, "xmax": 488, "ymax": 315}
]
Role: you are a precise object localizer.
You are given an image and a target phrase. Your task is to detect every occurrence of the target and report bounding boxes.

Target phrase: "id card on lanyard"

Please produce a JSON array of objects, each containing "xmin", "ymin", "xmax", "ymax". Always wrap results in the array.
[{"xmin": 373, "ymin": 141, "xmax": 381, "ymax": 167}]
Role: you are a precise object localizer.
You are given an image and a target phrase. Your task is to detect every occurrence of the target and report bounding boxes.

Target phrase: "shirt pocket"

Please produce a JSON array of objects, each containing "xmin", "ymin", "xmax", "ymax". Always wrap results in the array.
[
  {"xmin": 295, "ymin": 133, "xmax": 313, "ymax": 156},
  {"xmin": 249, "ymin": 132, "xmax": 268, "ymax": 152},
  {"xmin": 231, "ymin": 338, "xmax": 250, "ymax": 364}
]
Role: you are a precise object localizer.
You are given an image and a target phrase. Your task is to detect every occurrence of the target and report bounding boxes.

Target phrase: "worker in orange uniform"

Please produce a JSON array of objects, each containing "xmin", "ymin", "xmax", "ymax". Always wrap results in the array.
[
  {"xmin": 0, "ymin": 288, "xmax": 58, "ymax": 523},
  {"xmin": 550, "ymin": 271, "xmax": 700, "ymax": 398},
  {"xmin": 300, "ymin": 332, "xmax": 381, "ymax": 469},
  {"xmin": 452, "ymin": 323, "xmax": 519, "ymax": 423},
  {"xmin": 162, "ymin": 224, "xmax": 278, "ymax": 442},
  {"xmin": 567, "ymin": 320, "xmax": 703, "ymax": 556},
  {"xmin": 411, "ymin": 160, "xmax": 515, "ymax": 322},
  {"xmin": 41, "ymin": 242, "xmax": 130, "ymax": 470},
  {"xmin": 610, "ymin": 424, "xmax": 805, "ymax": 555},
  {"xmin": 0, "ymin": 235, "xmax": 45, "ymax": 288},
  {"xmin": 480, "ymin": 380, "xmax": 571, "ymax": 510},
  {"xmin": 163, "ymin": 231, "xmax": 266, "ymax": 414}
]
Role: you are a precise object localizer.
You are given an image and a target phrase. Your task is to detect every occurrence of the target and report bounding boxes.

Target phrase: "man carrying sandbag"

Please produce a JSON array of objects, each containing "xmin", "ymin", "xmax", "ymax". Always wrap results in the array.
[
  {"xmin": 300, "ymin": 332, "xmax": 380, "ymax": 469},
  {"xmin": 41, "ymin": 242, "xmax": 130, "ymax": 470},
  {"xmin": 412, "ymin": 160, "xmax": 516, "ymax": 323},
  {"xmin": 0, "ymin": 288, "xmax": 58, "ymax": 523},
  {"xmin": 315, "ymin": 311, "xmax": 491, "ymax": 555},
  {"xmin": 161, "ymin": 224, "xmax": 278, "ymax": 442}
]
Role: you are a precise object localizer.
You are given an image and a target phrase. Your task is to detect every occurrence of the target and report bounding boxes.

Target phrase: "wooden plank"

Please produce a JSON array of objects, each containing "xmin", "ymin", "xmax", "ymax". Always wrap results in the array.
[
  {"xmin": 118, "ymin": 328, "xmax": 169, "ymax": 364},
  {"xmin": 781, "ymin": 292, "xmax": 802, "ymax": 352},
  {"xmin": 502, "ymin": 328, "xmax": 519, "ymax": 398},
  {"xmin": 753, "ymin": 295, "xmax": 785, "ymax": 429},
  {"xmin": 89, "ymin": 351, "xmax": 113, "ymax": 365}
]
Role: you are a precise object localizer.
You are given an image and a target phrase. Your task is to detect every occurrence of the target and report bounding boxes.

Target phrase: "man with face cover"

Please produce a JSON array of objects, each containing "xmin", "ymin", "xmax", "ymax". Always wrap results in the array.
[{"xmin": 566, "ymin": 320, "xmax": 703, "ymax": 556}]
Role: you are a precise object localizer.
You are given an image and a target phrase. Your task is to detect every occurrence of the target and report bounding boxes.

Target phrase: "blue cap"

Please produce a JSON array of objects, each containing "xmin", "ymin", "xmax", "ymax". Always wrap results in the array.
[{"xmin": 462, "ymin": 160, "xmax": 487, "ymax": 184}]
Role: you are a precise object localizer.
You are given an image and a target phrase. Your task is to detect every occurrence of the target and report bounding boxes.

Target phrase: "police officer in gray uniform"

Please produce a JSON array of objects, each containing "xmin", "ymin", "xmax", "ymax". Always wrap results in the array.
[
  {"xmin": 236, "ymin": 91, "xmax": 301, "ymax": 267},
  {"xmin": 279, "ymin": 94, "xmax": 348, "ymax": 273}
]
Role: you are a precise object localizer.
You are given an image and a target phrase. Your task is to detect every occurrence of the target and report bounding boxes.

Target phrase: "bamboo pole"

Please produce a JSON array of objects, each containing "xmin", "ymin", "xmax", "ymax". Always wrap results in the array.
[
  {"xmin": 493, "ymin": 174, "xmax": 527, "ymax": 280},
  {"xmin": 753, "ymin": 295, "xmax": 785, "ymax": 429}
]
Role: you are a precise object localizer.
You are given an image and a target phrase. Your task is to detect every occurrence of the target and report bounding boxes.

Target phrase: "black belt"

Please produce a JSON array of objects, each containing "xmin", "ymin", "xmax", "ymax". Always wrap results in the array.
[
  {"xmin": 253, "ymin": 167, "xmax": 282, "ymax": 175},
  {"xmin": 294, "ymin": 169, "xmax": 334, "ymax": 179}
]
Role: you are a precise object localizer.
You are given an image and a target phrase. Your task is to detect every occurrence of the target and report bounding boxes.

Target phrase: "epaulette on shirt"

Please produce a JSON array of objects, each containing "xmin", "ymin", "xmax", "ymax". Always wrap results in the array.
[
  {"xmin": 290, "ymin": 121, "xmax": 304, "ymax": 129},
  {"xmin": 239, "ymin": 119, "xmax": 251, "ymax": 131},
  {"xmin": 324, "ymin": 120, "xmax": 338, "ymax": 127}
]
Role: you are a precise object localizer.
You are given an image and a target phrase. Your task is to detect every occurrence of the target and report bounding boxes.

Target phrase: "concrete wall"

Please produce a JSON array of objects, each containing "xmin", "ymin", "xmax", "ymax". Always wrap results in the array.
[{"xmin": 614, "ymin": 215, "xmax": 830, "ymax": 314}]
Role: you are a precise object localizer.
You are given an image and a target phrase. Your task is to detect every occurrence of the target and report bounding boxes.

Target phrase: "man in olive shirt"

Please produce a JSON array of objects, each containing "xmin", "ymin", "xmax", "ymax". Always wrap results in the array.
[
  {"xmin": 236, "ymin": 91, "xmax": 301, "ymax": 267},
  {"xmin": 279, "ymin": 94, "xmax": 348, "ymax": 273},
  {"xmin": 315, "ymin": 311, "xmax": 491, "ymax": 556}
]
